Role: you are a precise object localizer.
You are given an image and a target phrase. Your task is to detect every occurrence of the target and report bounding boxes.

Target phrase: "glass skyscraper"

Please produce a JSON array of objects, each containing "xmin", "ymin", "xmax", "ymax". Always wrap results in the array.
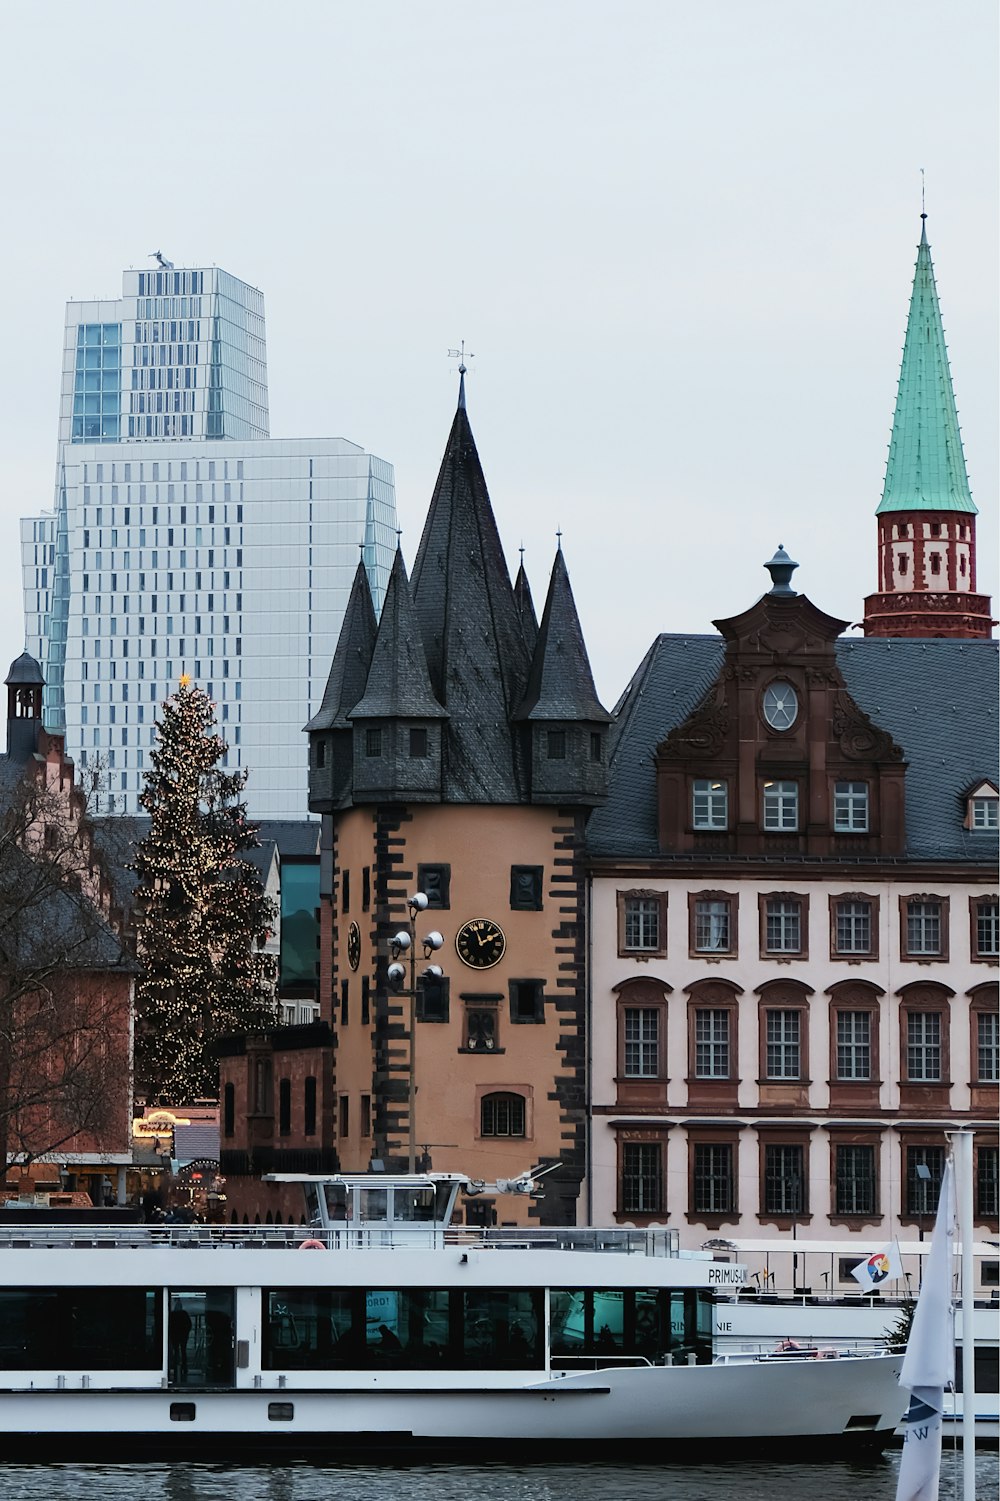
[{"xmin": 22, "ymin": 265, "xmax": 396, "ymax": 817}]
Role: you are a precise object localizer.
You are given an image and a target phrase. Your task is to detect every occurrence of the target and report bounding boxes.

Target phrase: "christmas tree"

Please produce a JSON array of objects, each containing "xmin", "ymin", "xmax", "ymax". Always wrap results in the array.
[{"xmin": 132, "ymin": 678, "xmax": 277, "ymax": 1103}]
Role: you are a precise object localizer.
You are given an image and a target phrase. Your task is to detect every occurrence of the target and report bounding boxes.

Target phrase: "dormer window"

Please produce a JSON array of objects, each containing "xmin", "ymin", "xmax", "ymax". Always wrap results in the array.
[
  {"xmin": 692, "ymin": 779, "xmax": 728, "ymax": 830},
  {"xmin": 966, "ymin": 784, "xmax": 999, "ymax": 832}
]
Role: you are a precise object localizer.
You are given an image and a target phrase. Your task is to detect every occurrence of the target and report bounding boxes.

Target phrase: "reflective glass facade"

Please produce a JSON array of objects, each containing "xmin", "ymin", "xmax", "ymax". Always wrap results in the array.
[
  {"xmin": 22, "ymin": 265, "xmax": 397, "ymax": 818},
  {"xmin": 59, "ymin": 268, "xmax": 268, "ymax": 447}
]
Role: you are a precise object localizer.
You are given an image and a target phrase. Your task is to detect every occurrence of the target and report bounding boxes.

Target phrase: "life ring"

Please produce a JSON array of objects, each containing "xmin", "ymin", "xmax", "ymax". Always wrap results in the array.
[{"xmin": 298, "ymin": 1238, "xmax": 327, "ymax": 1250}]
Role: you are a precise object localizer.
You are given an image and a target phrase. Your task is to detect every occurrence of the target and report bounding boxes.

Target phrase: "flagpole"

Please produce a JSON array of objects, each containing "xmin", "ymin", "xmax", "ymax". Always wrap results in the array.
[{"xmin": 954, "ymin": 1130, "xmax": 976, "ymax": 1501}]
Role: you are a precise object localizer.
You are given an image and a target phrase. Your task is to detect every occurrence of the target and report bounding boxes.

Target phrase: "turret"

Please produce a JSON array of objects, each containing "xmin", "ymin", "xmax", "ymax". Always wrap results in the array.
[
  {"xmin": 5, "ymin": 651, "xmax": 44, "ymax": 763},
  {"xmin": 348, "ymin": 548, "xmax": 448, "ymax": 802},
  {"xmin": 516, "ymin": 546, "xmax": 610, "ymax": 805},
  {"xmin": 304, "ymin": 559, "xmax": 377, "ymax": 812}
]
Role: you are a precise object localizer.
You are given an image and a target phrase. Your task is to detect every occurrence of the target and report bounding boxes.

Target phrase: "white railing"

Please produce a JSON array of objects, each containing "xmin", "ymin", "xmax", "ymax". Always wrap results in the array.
[{"xmin": 0, "ymin": 1222, "xmax": 681, "ymax": 1255}]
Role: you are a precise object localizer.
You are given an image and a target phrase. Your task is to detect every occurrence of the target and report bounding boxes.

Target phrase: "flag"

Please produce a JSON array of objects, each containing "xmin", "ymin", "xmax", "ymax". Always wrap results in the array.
[
  {"xmin": 850, "ymin": 1243, "xmax": 904, "ymax": 1289},
  {"xmin": 895, "ymin": 1158, "xmax": 956, "ymax": 1501}
]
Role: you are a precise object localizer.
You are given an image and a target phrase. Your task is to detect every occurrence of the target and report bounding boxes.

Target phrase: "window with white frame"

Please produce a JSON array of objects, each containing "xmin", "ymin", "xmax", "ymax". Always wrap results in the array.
[
  {"xmin": 623, "ymin": 1008, "xmax": 660, "ymax": 1077},
  {"xmin": 833, "ymin": 781, "xmax": 869, "ymax": 832},
  {"xmin": 836, "ymin": 1010, "xmax": 871, "ymax": 1080},
  {"xmin": 907, "ymin": 1011, "xmax": 942, "ymax": 1081},
  {"xmin": 975, "ymin": 898, "xmax": 999, "ymax": 959},
  {"xmin": 766, "ymin": 1010, "xmax": 801, "ymax": 1079},
  {"xmin": 694, "ymin": 1008, "xmax": 730, "ymax": 1078},
  {"xmin": 978, "ymin": 1011, "xmax": 999, "ymax": 1083},
  {"xmin": 971, "ymin": 792, "xmax": 999, "ymax": 830},
  {"xmin": 906, "ymin": 900, "xmax": 942, "ymax": 956},
  {"xmin": 834, "ymin": 898, "xmax": 873, "ymax": 955},
  {"xmin": 762, "ymin": 780, "xmax": 798, "ymax": 831},
  {"xmin": 694, "ymin": 897, "xmax": 731, "ymax": 953},
  {"xmin": 764, "ymin": 896, "xmax": 802, "ymax": 953},
  {"xmin": 622, "ymin": 895, "xmax": 663, "ymax": 953},
  {"xmin": 692, "ymin": 779, "xmax": 728, "ymax": 830}
]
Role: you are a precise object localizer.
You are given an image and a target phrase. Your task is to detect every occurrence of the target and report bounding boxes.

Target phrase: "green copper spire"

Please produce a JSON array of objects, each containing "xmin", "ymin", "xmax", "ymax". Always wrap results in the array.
[{"xmin": 877, "ymin": 218, "xmax": 977, "ymax": 516}]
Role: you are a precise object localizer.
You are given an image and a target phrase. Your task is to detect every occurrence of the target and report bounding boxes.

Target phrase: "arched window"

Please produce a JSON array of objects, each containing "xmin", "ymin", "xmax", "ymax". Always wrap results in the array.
[{"xmin": 480, "ymin": 1092, "xmax": 526, "ymax": 1138}]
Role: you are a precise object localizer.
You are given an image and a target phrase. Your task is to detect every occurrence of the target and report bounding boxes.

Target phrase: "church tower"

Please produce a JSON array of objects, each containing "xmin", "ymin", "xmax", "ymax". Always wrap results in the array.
[{"xmin": 863, "ymin": 217, "xmax": 993, "ymax": 638}]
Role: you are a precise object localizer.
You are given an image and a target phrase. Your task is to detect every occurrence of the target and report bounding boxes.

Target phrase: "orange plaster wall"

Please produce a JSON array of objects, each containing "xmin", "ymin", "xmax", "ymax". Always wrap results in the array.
[{"xmin": 331, "ymin": 804, "xmax": 583, "ymax": 1220}]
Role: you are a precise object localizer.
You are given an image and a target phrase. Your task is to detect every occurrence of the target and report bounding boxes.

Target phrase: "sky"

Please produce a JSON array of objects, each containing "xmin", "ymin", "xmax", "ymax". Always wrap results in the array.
[{"xmin": 0, "ymin": 1, "xmax": 996, "ymax": 709}]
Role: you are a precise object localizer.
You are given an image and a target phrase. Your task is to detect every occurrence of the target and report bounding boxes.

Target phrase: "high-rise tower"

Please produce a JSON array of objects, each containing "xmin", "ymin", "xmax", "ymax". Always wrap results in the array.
[
  {"xmin": 21, "ymin": 264, "xmax": 397, "ymax": 816},
  {"xmin": 863, "ymin": 218, "xmax": 993, "ymax": 638}
]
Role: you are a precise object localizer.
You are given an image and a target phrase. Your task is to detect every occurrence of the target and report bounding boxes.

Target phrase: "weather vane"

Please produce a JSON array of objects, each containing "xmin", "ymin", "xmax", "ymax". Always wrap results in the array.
[{"xmin": 448, "ymin": 341, "xmax": 474, "ymax": 375}]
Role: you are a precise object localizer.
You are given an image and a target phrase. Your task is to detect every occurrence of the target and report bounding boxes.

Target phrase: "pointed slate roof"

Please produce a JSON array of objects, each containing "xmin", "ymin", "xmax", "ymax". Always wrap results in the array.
[
  {"xmin": 304, "ymin": 559, "xmax": 377, "ymax": 732},
  {"xmin": 514, "ymin": 560, "xmax": 539, "ymax": 655},
  {"xmin": 348, "ymin": 548, "xmax": 447, "ymax": 721},
  {"xmin": 877, "ymin": 219, "xmax": 977, "ymax": 515},
  {"xmin": 409, "ymin": 393, "xmax": 531, "ymax": 800},
  {"xmin": 517, "ymin": 547, "xmax": 609, "ymax": 722}
]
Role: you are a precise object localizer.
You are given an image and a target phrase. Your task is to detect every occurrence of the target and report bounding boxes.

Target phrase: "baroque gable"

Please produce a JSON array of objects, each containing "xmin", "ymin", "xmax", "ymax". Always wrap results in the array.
[{"xmin": 654, "ymin": 587, "xmax": 907, "ymax": 857}]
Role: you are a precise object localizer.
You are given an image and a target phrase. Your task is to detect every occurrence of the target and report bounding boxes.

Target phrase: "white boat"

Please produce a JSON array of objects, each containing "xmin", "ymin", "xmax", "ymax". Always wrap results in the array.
[
  {"xmin": 709, "ymin": 1238, "xmax": 999, "ymax": 1447},
  {"xmin": 0, "ymin": 1173, "xmax": 906, "ymax": 1457}
]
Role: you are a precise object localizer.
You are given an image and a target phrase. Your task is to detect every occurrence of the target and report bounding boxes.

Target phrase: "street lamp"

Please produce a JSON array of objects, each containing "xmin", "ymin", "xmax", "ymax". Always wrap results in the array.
[{"xmin": 387, "ymin": 891, "xmax": 445, "ymax": 1173}]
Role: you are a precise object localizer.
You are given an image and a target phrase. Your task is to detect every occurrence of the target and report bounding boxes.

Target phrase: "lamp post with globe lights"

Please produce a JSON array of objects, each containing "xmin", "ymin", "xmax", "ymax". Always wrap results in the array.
[{"xmin": 387, "ymin": 892, "xmax": 445, "ymax": 1173}]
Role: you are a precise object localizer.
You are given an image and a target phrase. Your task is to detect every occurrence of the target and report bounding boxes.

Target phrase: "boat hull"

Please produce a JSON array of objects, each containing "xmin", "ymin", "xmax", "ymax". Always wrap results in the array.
[{"xmin": 0, "ymin": 1354, "xmax": 906, "ymax": 1459}]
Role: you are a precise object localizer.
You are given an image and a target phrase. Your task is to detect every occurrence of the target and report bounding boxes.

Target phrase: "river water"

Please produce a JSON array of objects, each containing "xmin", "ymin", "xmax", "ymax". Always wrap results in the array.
[{"xmin": 4, "ymin": 1454, "xmax": 997, "ymax": 1501}]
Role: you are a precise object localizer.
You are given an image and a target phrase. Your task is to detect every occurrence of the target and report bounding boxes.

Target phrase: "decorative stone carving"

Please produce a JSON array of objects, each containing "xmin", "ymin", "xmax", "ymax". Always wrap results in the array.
[
  {"xmin": 657, "ymin": 683, "xmax": 730, "ymax": 761},
  {"xmin": 831, "ymin": 691, "xmax": 904, "ymax": 762}
]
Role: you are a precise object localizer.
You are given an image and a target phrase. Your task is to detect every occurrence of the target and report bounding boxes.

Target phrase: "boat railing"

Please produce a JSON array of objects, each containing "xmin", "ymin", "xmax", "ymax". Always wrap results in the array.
[{"xmin": 0, "ymin": 1222, "xmax": 681, "ymax": 1254}]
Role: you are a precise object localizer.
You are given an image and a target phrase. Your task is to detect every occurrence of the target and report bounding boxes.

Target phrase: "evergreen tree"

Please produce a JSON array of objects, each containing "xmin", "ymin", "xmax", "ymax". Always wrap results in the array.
[{"xmin": 132, "ymin": 678, "xmax": 277, "ymax": 1103}]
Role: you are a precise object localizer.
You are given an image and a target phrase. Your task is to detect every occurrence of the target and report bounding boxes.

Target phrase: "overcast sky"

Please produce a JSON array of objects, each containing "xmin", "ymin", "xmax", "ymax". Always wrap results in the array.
[{"xmin": 0, "ymin": 1, "xmax": 995, "ymax": 708}]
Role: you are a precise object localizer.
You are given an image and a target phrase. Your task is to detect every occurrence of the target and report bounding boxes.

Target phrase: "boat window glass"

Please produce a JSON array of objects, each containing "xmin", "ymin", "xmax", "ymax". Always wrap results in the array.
[
  {"xmin": 303, "ymin": 1184, "xmax": 322, "ymax": 1223},
  {"xmin": 261, "ymin": 1287, "xmax": 543, "ymax": 1370},
  {"xmin": 0, "ymin": 1287, "xmax": 161, "ymax": 1371},
  {"xmin": 359, "ymin": 1188, "xmax": 388, "ymax": 1222},
  {"xmin": 263, "ymin": 1289, "xmax": 362, "ymax": 1369},
  {"xmin": 324, "ymin": 1183, "xmax": 350, "ymax": 1223},
  {"xmin": 392, "ymin": 1188, "xmax": 438, "ymax": 1223},
  {"xmin": 461, "ymin": 1289, "xmax": 542, "ymax": 1368},
  {"xmin": 168, "ymin": 1290, "xmax": 235, "ymax": 1388},
  {"xmin": 549, "ymin": 1289, "xmax": 712, "ymax": 1368}
]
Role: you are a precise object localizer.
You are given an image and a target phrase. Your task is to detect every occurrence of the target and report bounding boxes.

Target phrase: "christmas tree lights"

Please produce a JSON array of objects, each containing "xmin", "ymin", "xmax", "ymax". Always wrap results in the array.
[{"xmin": 132, "ymin": 680, "xmax": 277, "ymax": 1104}]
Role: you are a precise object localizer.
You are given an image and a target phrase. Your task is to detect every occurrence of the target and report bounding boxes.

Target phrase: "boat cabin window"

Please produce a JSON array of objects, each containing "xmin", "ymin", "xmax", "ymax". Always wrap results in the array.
[
  {"xmin": 549, "ymin": 1288, "xmax": 713, "ymax": 1367},
  {"xmin": 168, "ymin": 1290, "xmax": 235, "ymax": 1388},
  {"xmin": 262, "ymin": 1286, "xmax": 543, "ymax": 1371},
  {"xmin": 359, "ymin": 1188, "xmax": 388, "ymax": 1222},
  {"xmin": 393, "ymin": 1186, "xmax": 448, "ymax": 1222},
  {"xmin": 324, "ymin": 1183, "xmax": 349, "ymax": 1222},
  {"xmin": 0, "ymin": 1287, "xmax": 161, "ymax": 1371}
]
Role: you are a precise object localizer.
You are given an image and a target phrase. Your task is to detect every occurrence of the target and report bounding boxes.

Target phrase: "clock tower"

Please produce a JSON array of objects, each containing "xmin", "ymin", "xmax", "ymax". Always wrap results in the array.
[{"xmin": 304, "ymin": 373, "xmax": 609, "ymax": 1224}]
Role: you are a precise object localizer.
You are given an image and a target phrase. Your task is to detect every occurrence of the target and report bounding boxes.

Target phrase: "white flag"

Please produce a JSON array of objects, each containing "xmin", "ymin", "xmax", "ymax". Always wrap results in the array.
[
  {"xmin": 850, "ymin": 1244, "xmax": 904, "ymax": 1289},
  {"xmin": 895, "ymin": 1158, "xmax": 955, "ymax": 1501}
]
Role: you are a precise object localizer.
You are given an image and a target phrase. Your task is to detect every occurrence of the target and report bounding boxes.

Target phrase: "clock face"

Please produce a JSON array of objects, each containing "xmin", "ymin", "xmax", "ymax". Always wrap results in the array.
[
  {"xmin": 456, "ymin": 918, "xmax": 506, "ymax": 970},
  {"xmin": 347, "ymin": 920, "xmax": 361, "ymax": 971},
  {"xmin": 762, "ymin": 681, "xmax": 799, "ymax": 731}
]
